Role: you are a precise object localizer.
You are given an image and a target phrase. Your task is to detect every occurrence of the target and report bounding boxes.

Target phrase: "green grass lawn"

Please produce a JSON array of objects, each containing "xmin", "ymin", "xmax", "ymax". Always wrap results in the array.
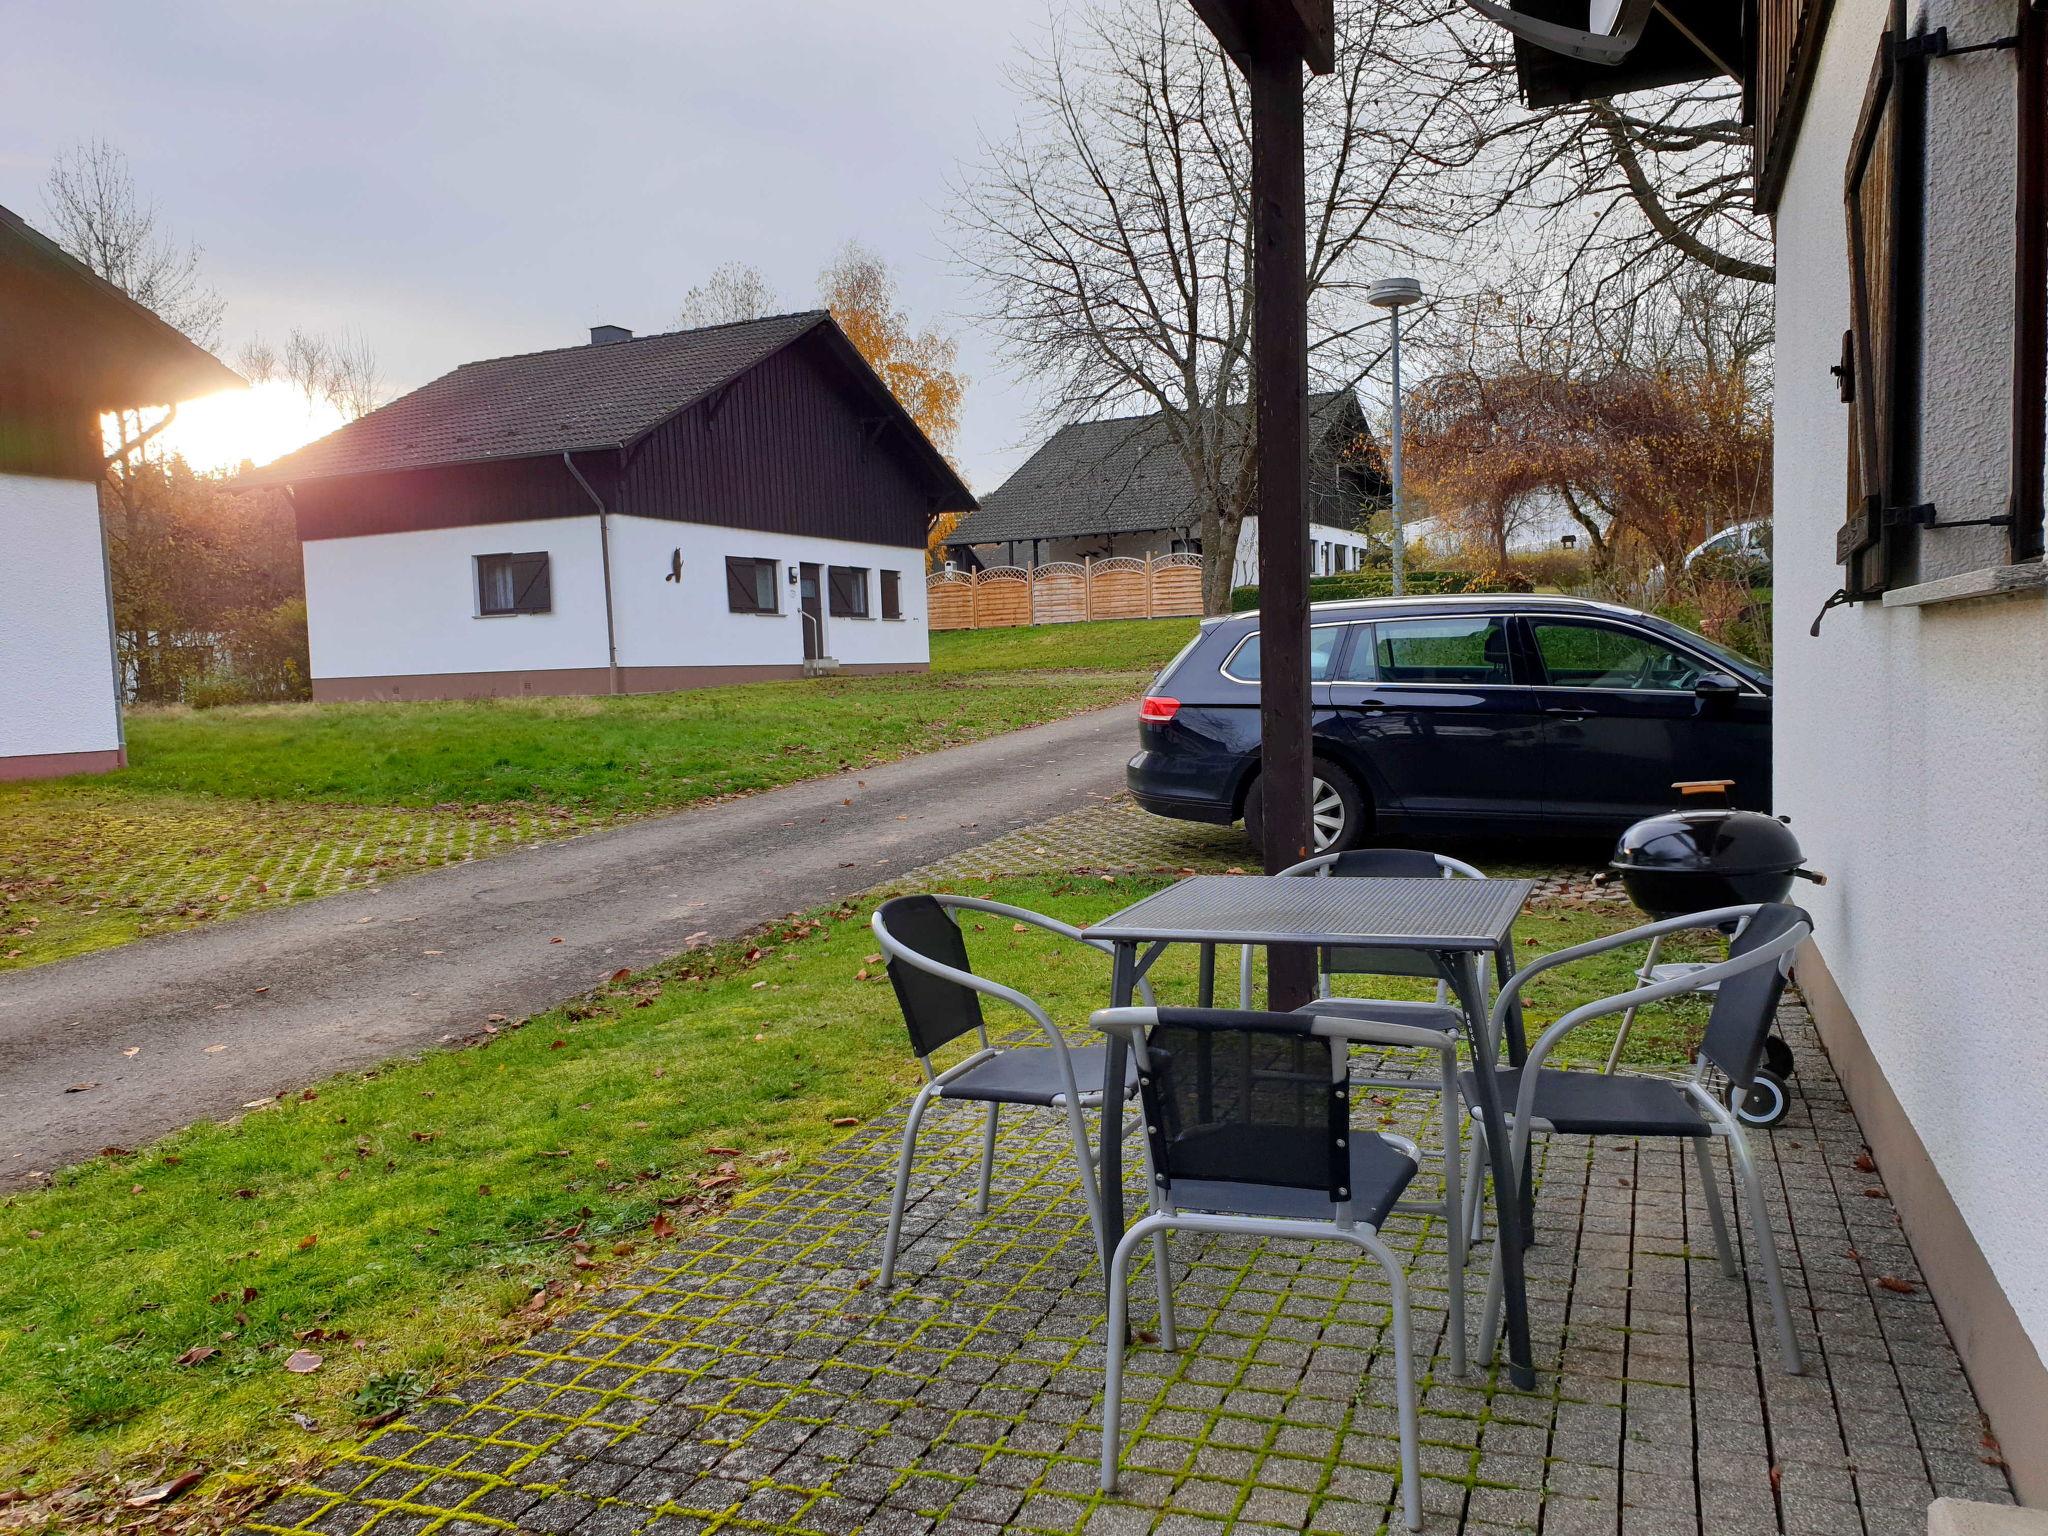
[
  {"xmin": 1, "ymin": 620, "xmax": 1184, "ymax": 970},
  {"xmin": 0, "ymin": 869, "xmax": 1710, "ymax": 1514}
]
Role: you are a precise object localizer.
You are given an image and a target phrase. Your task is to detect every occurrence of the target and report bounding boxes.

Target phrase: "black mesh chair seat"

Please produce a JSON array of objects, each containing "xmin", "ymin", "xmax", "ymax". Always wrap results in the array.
[
  {"xmin": 1459, "ymin": 1065, "xmax": 1711, "ymax": 1137},
  {"xmin": 1171, "ymin": 1135, "xmax": 1417, "ymax": 1226},
  {"xmin": 1295, "ymin": 996, "xmax": 1463, "ymax": 1033},
  {"xmin": 940, "ymin": 1045, "xmax": 1137, "ymax": 1107}
]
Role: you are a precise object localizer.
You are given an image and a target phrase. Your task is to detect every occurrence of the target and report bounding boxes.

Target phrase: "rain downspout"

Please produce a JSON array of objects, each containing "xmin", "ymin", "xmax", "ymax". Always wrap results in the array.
[{"xmin": 563, "ymin": 452, "xmax": 621, "ymax": 695}]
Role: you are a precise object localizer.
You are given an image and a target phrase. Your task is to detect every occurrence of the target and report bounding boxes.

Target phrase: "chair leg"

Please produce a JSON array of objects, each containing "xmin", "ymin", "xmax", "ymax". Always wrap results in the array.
[
  {"xmin": 880, "ymin": 1085, "xmax": 939, "ymax": 1288},
  {"xmin": 1477, "ymin": 1236, "xmax": 1506, "ymax": 1371},
  {"xmin": 1727, "ymin": 1124, "xmax": 1804, "ymax": 1375},
  {"xmin": 974, "ymin": 1101, "xmax": 999, "ymax": 1216},
  {"xmin": 1062, "ymin": 1101, "xmax": 1109, "ymax": 1266},
  {"xmin": 1691, "ymin": 1136, "xmax": 1738, "ymax": 1279},
  {"xmin": 1134, "ymin": 1128, "xmax": 1177, "ymax": 1350},
  {"xmin": 1463, "ymin": 1120, "xmax": 1489, "ymax": 1247},
  {"xmin": 1098, "ymin": 1216, "xmax": 1158, "ymax": 1493},
  {"xmin": 1349, "ymin": 1227, "xmax": 1424, "ymax": 1533},
  {"xmin": 1440, "ymin": 1052, "xmax": 1467, "ymax": 1378}
]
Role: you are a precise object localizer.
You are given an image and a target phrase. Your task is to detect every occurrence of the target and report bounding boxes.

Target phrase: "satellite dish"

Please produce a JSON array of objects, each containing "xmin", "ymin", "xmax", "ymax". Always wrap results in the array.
[{"xmin": 1461, "ymin": 0, "xmax": 1655, "ymax": 64}]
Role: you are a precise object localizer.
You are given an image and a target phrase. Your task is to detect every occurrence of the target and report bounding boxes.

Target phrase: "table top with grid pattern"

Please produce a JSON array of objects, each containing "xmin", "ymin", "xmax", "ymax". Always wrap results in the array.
[{"xmin": 1088, "ymin": 873, "xmax": 1534, "ymax": 950}]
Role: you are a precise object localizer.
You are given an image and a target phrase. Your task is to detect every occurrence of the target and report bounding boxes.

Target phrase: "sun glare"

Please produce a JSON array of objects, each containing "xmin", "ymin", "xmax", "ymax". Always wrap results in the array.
[{"xmin": 148, "ymin": 379, "xmax": 351, "ymax": 474}]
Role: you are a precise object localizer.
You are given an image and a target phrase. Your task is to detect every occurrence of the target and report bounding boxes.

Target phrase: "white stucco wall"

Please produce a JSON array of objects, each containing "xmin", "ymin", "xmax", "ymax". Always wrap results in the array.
[
  {"xmin": 1773, "ymin": 0, "xmax": 2048, "ymax": 1362},
  {"xmin": 302, "ymin": 514, "xmax": 929, "ymax": 683},
  {"xmin": 302, "ymin": 515, "xmax": 612, "ymax": 681},
  {"xmin": 604, "ymin": 515, "xmax": 927, "ymax": 670},
  {"xmin": 0, "ymin": 472, "xmax": 122, "ymax": 761}
]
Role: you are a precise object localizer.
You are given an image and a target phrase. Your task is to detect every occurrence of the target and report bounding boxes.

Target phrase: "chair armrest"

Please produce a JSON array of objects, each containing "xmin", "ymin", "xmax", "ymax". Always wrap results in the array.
[{"xmin": 1485, "ymin": 904, "xmax": 1767, "ymax": 1050}]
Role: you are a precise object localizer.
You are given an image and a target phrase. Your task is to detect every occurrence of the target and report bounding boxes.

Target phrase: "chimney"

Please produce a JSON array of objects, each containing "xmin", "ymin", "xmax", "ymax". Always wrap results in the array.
[{"xmin": 589, "ymin": 324, "xmax": 633, "ymax": 345}]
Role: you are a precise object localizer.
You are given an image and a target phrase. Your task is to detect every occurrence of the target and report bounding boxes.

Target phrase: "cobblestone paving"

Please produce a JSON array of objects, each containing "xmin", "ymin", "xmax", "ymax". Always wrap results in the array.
[
  {"xmin": 0, "ymin": 791, "xmax": 594, "ymax": 969},
  {"xmin": 907, "ymin": 797, "xmax": 1626, "ymax": 909},
  {"xmin": 237, "ymin": 997, "xmax": 2009, "ymax": 1536}
]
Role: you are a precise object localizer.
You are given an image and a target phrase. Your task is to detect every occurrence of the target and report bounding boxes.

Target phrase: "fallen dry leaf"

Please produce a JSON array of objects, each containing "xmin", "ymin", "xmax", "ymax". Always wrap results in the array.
[
  {"xmin": 831, "ymin": 1116, "xmax": 860, "ymax": 1127},
  {"xmin": 174, "ymin": 1345, "xmax": 218, "ymax": 1367},
  {"xmin": 1877, "ymin": 1275, "xmax": 1918, "ymax": 1294},
  {"xmin": 704, "ymin": 1145, "xmax": 740, "ymax": 1157},
  {"xmin": 204, "ymin": 1043, "xmax": 226, "ymax": 1053},
  {"xmin": 64, "ymin": 1081, "xmax": 99, "ymax": 1093},
  {"xmin": 283, "ymin": 1349, "xmax": 323, "ymax": 1373},
  {"xmin": 650, "ymin": 1212, "xmax": 678, "ymax": 1240},
  {"xmin": 609, "ymin": 968, "xmax": 632, "ymax": 982},
  {"xmin": 122, "ymin": 1046, "xmax": 140, "ymax": 1058},
  {"xmin": 1853, "ymin": 1151, "xmax": 1877, "ymax": 1173},
  {"xmin": 125, "ymin": 1471, "xmax": 204, "ymax": 1508}
]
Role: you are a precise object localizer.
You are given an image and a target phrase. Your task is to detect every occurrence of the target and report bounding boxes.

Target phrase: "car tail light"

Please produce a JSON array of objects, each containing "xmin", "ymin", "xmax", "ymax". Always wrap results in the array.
[{"xmin": 1139, "ymin": 695, "xmax": 1180, "ymax": 723}]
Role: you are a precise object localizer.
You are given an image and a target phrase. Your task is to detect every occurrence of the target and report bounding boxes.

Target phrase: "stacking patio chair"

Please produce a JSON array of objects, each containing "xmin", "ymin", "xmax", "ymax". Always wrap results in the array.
[
  {"xmin": 1238, "ymin": 847, "xmax": 1489, "ymax": 1373},
  {"xmin": 1465, "ymin": 902, "xmax": 1814, "ymax": 1376},
  {"xmin": 870, "ymin": 893, "xmax": 1169, "ymax": 1297},
  {"xmin": 1092, "ymin": 1005, "xmax": 1429, "ymax": 1531}
]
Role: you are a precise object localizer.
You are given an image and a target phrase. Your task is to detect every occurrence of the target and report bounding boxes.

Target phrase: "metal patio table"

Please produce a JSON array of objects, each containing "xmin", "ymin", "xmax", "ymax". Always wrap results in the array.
[{"xmin": 1090, "ymin": 873, "xmax": 1538, "ymax": 1389}]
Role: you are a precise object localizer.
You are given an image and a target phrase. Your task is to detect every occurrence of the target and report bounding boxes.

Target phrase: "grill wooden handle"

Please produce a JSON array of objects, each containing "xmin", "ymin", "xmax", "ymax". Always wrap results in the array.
[{"xmin": 1672, "ymin": 779, "xmax": 1736, "ymax": 797}]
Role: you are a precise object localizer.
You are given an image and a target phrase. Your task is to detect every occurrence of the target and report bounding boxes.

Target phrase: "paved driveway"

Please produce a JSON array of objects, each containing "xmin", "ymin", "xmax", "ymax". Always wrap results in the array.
[{"xmin": 0, "ymin": 704, "xmax": 1138, "ymax": 1183}]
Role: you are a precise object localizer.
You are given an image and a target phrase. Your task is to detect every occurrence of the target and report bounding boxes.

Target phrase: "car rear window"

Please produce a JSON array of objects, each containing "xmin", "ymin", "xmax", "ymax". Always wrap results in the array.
[{"xmin": 1222, "ymin": 624, "xmax": 1345, "ymax": 682}]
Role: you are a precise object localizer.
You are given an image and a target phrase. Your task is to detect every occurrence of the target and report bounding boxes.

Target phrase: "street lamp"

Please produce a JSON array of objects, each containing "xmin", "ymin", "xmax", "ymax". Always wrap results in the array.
[{"xmin": 1368, "ymin": 275, "xmax": 1423, "ymax": 595}]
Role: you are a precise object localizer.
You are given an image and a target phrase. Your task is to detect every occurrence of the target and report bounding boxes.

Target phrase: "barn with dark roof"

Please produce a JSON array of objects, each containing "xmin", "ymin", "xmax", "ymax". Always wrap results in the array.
[
  {"xmin": 948, "ymin": 391, "xmax": 1384, "ymax": 584},
  {"xmin": 253, "ymin": 312, "xmax": 975, "ymax": 701}
]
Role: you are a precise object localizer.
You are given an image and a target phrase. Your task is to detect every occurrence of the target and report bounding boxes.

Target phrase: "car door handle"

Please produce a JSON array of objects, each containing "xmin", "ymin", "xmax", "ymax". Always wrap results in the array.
[{"xmin": 1544, "ymin": 706, "xmax": 1592, "ymax": 720}]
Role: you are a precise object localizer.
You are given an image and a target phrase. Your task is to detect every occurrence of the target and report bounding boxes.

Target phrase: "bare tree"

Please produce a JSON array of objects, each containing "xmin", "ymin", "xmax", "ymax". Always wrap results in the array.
[
  {"xmin": 954, "ymin": 0, "xmax": 1474, "ymax": 612},
  {"xmin": 676, "ymin": 262, "xmax": 781, "ymax": 329},
  {"xmin": 237, "ymin": 326, "xmax": 386, "ymax": 421},
  {"xmin": 42, "ymin": 139, "xmax": 225, "ymax": 350}
]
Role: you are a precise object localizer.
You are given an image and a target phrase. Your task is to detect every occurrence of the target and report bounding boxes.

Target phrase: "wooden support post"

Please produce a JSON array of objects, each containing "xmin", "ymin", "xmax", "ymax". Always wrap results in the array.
[
  {"xmin": 1144, "ymin": 552, "xmax": 1155, "ymax": 618},
  {"xmin": 1247, "ymin": 33, "xmax": 1315, "ymax": 1010},
  {"xmin": 1084, "ymin": 556, "xmax": 1094, "ymax": 621}
]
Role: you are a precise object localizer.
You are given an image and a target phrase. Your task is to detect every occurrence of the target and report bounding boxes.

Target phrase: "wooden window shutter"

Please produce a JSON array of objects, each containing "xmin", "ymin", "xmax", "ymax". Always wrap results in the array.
[{"xmin": 1838, "ymin": 33, "xmax": 1926, "ymax": 597}]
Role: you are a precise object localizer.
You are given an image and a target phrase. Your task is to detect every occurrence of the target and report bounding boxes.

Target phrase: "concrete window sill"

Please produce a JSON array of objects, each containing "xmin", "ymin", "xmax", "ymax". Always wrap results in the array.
[{"xmin": 1882, "ymin": 560, "xmax": 2047, "ymax": 609}]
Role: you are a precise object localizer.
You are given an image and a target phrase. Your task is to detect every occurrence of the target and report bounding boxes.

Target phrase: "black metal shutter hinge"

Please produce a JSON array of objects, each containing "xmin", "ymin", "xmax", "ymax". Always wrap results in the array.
[
  {"xmin": 1897, "ymin": 26, "xmax": 2021, "ymax": 58},
  {"xmin": 1886, "ymin": 501, "xmax": 2015, "ymax": 530}
]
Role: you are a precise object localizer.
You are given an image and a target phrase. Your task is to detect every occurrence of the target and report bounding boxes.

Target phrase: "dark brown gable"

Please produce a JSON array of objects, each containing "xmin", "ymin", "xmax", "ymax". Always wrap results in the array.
[{"xmin": 615, "ymin": 329, "xmax": 932, "ymax": 549}]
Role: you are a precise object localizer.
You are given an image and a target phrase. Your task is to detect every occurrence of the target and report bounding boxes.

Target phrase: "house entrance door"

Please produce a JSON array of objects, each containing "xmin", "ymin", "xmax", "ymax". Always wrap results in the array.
[{"xmin": 799, "ymin": 564, "xmax": 823, "ymax": 661}]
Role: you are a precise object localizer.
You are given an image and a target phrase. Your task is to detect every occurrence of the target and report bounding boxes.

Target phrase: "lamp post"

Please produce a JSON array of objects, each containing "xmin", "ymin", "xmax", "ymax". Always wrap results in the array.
[{"xmin": 1368, "ymin": 276, "xmax": 1422, "ymax": 595}]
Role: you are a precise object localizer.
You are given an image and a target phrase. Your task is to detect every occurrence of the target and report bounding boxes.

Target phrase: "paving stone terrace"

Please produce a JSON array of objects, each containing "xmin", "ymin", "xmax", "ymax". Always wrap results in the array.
[{"xmin": 238, "ymin": 996, "xmax": 2010, "ymax": 1536}]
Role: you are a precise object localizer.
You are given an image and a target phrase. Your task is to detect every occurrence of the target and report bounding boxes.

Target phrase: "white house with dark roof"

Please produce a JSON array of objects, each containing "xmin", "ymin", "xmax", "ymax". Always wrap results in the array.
[
  {"xmin": 0, "ymin": 203, "xmax": 241, "ymax": 780},
  {"xmin": 948, "ymin": 391, "xmax": 1384, "ymax": 583},
  {"xmin": 250, "ymin": 313, "xmax": 975, "ymax": 701}
]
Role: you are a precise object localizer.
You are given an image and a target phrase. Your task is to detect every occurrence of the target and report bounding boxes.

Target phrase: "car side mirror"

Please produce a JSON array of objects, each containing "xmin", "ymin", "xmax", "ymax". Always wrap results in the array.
[{"xmin": 1693, "ymin": 672, "xmax": 1743, "ymax": 697}]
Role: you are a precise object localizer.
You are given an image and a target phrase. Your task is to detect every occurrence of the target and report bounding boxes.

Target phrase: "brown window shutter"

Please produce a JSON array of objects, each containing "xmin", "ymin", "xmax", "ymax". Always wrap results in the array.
[
  {"xmin": 726, "ymin": 557, "xmax": 756, "ymax": 613},
  {"xmin": 1838, "ymin": 33, "xmax": 1925, "ymax": 597}
]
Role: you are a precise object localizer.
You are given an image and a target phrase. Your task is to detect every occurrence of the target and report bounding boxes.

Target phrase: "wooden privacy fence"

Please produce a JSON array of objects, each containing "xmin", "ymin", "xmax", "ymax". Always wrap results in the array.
[{"xmin": 928, "ymin": 553, "xmax": 1204, "ymax": 631}]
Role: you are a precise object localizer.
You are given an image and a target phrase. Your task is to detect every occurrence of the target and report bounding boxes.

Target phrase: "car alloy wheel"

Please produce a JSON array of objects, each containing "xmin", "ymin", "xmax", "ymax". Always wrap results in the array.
[{"xmin": 1310, "ymin": 775, "xmax": 1346, "ymax": 851}]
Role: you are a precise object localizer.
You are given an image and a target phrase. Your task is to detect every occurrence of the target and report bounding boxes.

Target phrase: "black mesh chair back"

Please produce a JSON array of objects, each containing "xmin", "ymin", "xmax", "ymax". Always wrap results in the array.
[
  {"xmin": 1323, "ymin": 848, "xmax": 1454, "ymax": 981},
  {"xmin": 1700, "ymin": 903, "xmax": 1810, "ymax": 1089},
  {"xmin": 876, "ymin": 894, "xmax": 986, "ymax": 1057},
  {"xmin": 1139, "ymin": 1010, "xmax": 1346, "ymax": 1198}
]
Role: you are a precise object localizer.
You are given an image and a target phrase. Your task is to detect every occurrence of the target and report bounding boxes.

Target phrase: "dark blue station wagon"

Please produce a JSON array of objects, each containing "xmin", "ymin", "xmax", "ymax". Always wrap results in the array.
[{"xmin": 1126, "ymin": 596, "xmax": 1771, "ymax": 852}]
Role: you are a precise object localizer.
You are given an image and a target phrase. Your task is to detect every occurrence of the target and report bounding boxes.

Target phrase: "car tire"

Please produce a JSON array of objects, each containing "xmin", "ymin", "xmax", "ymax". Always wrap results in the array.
[{"xmin": 1243, "ymin": 759, "xmax": 1367, "ymax": 858}]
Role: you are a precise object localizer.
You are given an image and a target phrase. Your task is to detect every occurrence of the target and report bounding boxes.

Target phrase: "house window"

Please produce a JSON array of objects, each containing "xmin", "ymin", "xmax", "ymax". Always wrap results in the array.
[
  {"xmin": 880, "ymin": 569, "xmax": 902, "ymax": 620},
  {"xmin": 725, "ymin": 556, "xmax": 779, "ymax": 614},
  {"xmin": 828, "ymin": 565, "xmax": 870, "ymax": 618},
  {"xmin": 477, "ymin": 552, "xmax": 551, "ymax": 616}
]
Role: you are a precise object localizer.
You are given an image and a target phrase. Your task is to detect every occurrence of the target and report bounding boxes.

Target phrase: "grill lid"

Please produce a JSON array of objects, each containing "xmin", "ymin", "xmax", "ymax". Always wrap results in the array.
[{"xmin": 1609, "ymin": 780, "xmax": 1805, "ymax": 877}]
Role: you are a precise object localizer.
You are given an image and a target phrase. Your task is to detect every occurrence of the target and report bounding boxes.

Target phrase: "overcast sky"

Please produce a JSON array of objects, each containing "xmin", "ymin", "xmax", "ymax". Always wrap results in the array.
[{"xmin": 0, "ymin": 1, "xmax": 1060, "ymax": 491}]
